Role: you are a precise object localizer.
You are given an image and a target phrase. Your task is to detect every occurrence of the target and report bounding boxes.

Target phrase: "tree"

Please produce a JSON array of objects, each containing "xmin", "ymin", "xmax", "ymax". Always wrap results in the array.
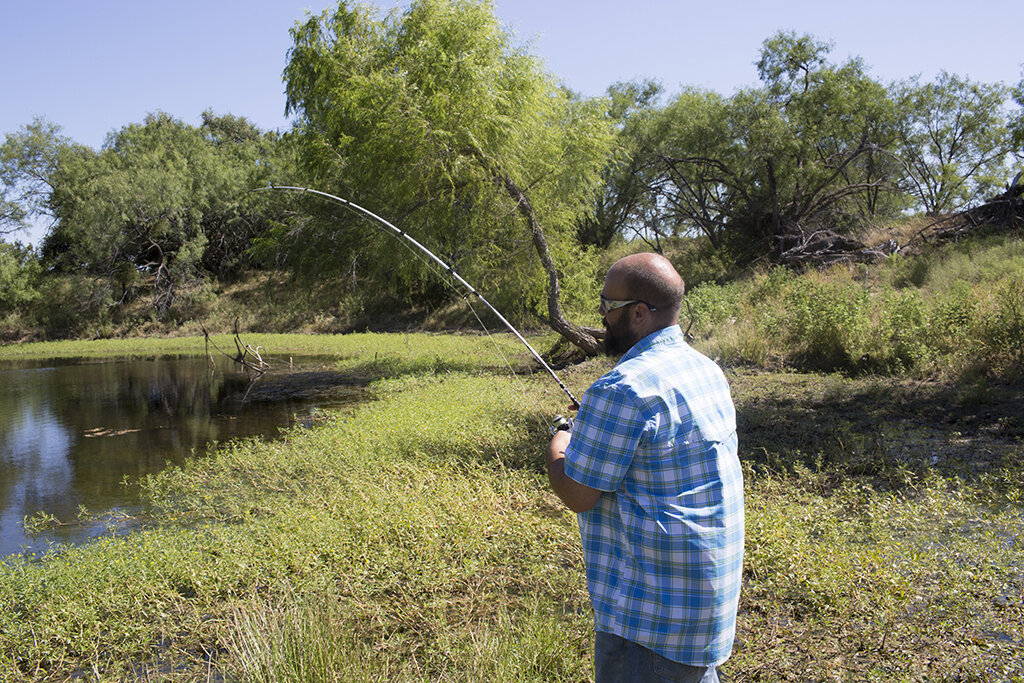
[
  {"xmin": 281, "ymin": 0, "xmax": 615, "ymax": 352},
  {"xmin": 0, "ymin": 241, "xmax": 40, "ymax": 316},
  {"xmin": 575, "ymin": 79, "xmax": 664, "ymax": 249},
  {"xmin": 0, "ymin": 119, "xmax": 77, "ymax": 237},
  {"xmin": 1009, "ymin": 68, "xmax": 1023, "ymax": 165},
  {"xmin": 43, "ymin": 112, "xmax": 291, "ymax": 314},
  {"xmin": 647, "ymin": 32, "xmax": 902, "ymax": 261},
  {"xmin": 894, "ymin": 72, "xmax": 1012, "ymax": 214},
  {"xmin": 647, "ymin": 87, "xmax": 736, "ymax": 250}
]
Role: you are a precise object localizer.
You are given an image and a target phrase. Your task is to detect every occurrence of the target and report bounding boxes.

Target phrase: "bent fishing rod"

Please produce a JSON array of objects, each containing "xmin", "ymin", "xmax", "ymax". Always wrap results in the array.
[{"xmin": 253, "ymin": 184, "xmax": 581, "ymax": 409}]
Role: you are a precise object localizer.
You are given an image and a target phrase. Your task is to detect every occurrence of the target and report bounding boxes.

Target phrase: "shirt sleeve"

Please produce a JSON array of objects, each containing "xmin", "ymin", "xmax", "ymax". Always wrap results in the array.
[{"xmin": 563, "ymin": 375, "xmax": 645, "ymax": 492}]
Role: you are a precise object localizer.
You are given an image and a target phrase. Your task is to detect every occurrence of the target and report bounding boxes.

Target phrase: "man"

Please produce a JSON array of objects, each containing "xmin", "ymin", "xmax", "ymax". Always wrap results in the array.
[{"xmin": 546, "ymin": 253, "xmax": 744, "ymax": 683}]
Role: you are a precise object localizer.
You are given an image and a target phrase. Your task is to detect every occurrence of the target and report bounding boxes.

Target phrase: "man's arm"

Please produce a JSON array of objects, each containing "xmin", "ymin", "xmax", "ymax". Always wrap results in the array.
[{"xmin": 546, "ymin": 430, "xmax": 602, "ymax": 513}]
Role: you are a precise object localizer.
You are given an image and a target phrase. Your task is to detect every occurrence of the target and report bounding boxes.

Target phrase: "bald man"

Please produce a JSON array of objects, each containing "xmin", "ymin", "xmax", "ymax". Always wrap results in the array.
[{"xmin": 547, "ymin": 253, "xmax": 744, "ymax": 683}]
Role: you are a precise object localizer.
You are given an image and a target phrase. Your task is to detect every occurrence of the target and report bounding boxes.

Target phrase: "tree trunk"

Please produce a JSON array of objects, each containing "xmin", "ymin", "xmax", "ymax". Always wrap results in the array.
[
  {"xmin": 497, "ymin": 172, "xmax": 602, "ymax": 355},
  {"xmin": 465, "ymin": 145, "xmax": 602, "ymax": 355}
]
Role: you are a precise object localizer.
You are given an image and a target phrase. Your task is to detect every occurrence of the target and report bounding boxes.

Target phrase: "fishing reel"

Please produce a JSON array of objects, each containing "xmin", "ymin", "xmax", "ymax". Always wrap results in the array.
[{"xmin": 549, "ymin": 415, "xmax": 574, "ymax": 436}]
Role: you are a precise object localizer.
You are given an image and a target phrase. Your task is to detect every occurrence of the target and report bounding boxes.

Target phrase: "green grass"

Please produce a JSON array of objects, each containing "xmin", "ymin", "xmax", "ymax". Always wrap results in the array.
[
  {"xmin": 685, "ymin": 230, "xmax": 1024, "ymax": 379},
  {"xmin": 0, "ymin": 338, "xmax": 590, "ymax": 681},
  {"xmin": 1, "ymin": 337, "xmax": 1022, "ymax": 681},
  {"xmin": 0, "ymin": 330, "xmax": 553, "ymax": 368}
]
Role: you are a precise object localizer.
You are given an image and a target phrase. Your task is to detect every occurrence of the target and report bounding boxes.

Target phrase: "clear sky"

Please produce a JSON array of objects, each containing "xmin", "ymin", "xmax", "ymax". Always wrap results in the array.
[{"xmin": 2, "ymin": 0, "xmax": 1022, "ymax": 242}]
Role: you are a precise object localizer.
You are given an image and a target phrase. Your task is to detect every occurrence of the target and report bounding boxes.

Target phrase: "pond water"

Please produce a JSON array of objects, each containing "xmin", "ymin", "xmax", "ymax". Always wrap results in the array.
[{"xmin": 0, "ymin": 354, "xmax": 359, "ymax": 558}]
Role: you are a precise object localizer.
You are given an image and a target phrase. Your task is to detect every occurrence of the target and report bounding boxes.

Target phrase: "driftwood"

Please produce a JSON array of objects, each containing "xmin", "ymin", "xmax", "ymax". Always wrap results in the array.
[
  {"xmin": 771, "ymin": 172, "xmax": 1023, "ymax": 269},
  {"xmin": 202, "ymin": 319, "xmax": 270, "ymax": 377},
  {"xmin": 924, "ymin": 174, "xmax": 1024, "ymax": 243},
  {"xmin": 775, "ymin": 229, "xmax": 898, "ymax": 269},
  {"xmin": 901, "ymin": 172, "xmax": 1024, "ymax": 246}
]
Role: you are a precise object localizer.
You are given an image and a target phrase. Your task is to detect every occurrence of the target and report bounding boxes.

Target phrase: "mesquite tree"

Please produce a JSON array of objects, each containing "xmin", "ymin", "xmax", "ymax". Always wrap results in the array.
[
  {"xmin": 280, "ymin": 0, "xmax": 615, "ymax": 353},
  {"xmin": 894, "ymin": 72, "xmax": 1013, "ymax": 215},
  {"xmin": 42, "ymin": 112, "xmax": 289, "ymax": 314},
  {"xmin": 646, "ymin": 32, "xmax": 903, "ymax": 260}
]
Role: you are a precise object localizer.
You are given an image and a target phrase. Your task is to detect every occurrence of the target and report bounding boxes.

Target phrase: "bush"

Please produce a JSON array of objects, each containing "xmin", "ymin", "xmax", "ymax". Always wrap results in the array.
[
  {"xmin": 35, "ymin": 273, "xmax": 115, "ymax": 338},
  {"xmin": 778, "ymin": 277, "xmax": 871, "ymax": 370},
  {"xmin": 977, "ymin": 278, "xmax": 1024, "ymax": 377},
  {"xmin": 875, "ymin": 289, "xmax": 932, "ymax": 372},
  {"xmin": 686, "ymin": 281, "xmax": 747, "ymax": 335},
  {"xmin": 926, "ymin": 280, "xmax": 978, "ymax": 356},
  {"xmin": 0, "ymin": 241, "xmax": 40, "ymax": 316}
]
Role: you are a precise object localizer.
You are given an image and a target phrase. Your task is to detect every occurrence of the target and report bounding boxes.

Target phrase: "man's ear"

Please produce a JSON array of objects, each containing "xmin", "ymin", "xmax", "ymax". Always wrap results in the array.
[{"xmin": 633, "ymin": 302, "xmax": 650, "ymax": 321}]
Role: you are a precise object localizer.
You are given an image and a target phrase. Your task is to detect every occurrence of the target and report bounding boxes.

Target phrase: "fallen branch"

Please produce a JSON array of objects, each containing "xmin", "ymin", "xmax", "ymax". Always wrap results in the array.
[{"xmin": 202, "ymin": 320, "xmax": 271, "ymax": 377}]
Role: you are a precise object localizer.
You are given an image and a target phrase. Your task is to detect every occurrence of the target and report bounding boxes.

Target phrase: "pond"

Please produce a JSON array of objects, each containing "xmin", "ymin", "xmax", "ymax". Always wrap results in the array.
[{"xmin": 0, "ymin": 354, "xmax": 361, "ymax": 558}]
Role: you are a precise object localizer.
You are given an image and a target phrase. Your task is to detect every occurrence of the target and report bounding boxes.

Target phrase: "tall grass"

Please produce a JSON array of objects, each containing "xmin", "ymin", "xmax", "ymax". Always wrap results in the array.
[
  {"xmin": 686, "ymin": 232, "xmax": 1024, "ymax": 379},
  {"xmin": 227, "ymin": 590, "xmax": 589, "ymax": 683}
]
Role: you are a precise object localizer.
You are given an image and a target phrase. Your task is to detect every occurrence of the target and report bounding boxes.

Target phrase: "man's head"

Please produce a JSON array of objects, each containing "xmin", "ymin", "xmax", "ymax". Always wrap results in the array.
[{"xmin": 600, "ymin": 253, "xmax": 685, "ymax": 356}]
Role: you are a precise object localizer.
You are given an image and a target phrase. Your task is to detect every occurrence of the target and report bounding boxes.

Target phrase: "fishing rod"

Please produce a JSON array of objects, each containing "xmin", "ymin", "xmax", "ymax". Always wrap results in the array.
[{"xmin": 253, "ymin": 184, "xmax": 581, "ymax": 409}]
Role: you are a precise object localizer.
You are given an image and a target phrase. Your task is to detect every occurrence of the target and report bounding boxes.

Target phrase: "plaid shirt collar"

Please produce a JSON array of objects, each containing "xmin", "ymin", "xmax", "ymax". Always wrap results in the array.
[{"xmin": 618, "ymin": 324, "xmax": 684, "ymax": 365}]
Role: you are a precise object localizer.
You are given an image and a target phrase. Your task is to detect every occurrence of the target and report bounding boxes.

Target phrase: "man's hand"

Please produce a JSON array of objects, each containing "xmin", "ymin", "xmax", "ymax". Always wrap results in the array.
[{"xmin": 546, "ymin": 430, "xmax": 602, "ymax": 513}]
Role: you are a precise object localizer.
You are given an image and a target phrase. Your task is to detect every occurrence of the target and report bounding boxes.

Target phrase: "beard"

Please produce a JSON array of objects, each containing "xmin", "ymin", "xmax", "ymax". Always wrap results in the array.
[{"xmin": 602, "ymin": 314, "xmax": 636, "ymax": 357}]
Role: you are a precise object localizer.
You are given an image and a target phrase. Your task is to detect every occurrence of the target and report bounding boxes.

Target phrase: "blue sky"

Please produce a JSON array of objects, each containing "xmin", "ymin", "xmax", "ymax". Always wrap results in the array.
[{"xmin": 2, "ymin": 0, "xmax": 1022, "ymax": 242}]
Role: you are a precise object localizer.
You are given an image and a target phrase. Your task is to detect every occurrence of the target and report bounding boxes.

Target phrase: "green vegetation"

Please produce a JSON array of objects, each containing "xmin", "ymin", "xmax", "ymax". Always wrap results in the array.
[
  {"xmin": 1, "ymin": 0, "xmax": 1022, "ymax": 679},
  {"xmin": 678, "ymin": 230, "xmax": 1024, "ymax": 380},
  {"xmin": 1, "ymin": 339, "xmax": 1021, "ymax": 681},
  {"xmin": 0, "ymin": 330, "xmax": 544, "ymax": 366},
  {"xmin": 1, "ymin": 1, "xmax": 1020, "ymax": 349}
]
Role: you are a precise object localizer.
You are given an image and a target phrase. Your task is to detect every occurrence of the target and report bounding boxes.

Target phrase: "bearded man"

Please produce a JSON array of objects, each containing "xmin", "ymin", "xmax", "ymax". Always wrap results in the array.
[{"xmin": 546, "ymin": 252, "xmax": 744, "ymax": 683}]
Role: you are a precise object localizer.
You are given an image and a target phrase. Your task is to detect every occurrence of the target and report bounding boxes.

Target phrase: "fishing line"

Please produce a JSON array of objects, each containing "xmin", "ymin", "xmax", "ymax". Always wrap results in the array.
[
  {"xmin": 359, "ymin": 212, "xmax": 532, "ymax": 397},
  {"xmin": 253, "ymin": 185, "xmax": 580, "ymax": 408},
  {"xmin": 302, "ymin": 195, "xmax": 531, "ymax": 395}
]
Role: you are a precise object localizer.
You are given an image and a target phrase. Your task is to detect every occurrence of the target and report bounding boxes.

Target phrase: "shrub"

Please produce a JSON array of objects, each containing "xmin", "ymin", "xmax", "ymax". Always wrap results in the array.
[
  {"xmin": 926, "ymin": 280, "xmax": 978, "ymax": 356},
  {"xmin": 779, "ymin": 278, "xmax": 871, "ymax": 370},
  {"xmin": 978, "ymin": 278, "xmax": 1024, "ymax": 376},
  {"xmin": 34, "ymin": 273, "xmax": 115, "ymax": 338},
  {"xmin": 685, "ymin": 281, "xmax": 747, "ymax": 336},
  {"xmin": 0, "ymin": 241, "xmax": 40, "ymax": 316},
  {"xmin": 875, "ymin": 289, "xmax": 932, "ymax": 372}
]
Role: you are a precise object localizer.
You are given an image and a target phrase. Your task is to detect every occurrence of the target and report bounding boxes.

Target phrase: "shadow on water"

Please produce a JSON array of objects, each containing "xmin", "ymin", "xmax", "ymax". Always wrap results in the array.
[{"xmin": 0, "ymin": 355, "xmax": 365, "ymax": 558}]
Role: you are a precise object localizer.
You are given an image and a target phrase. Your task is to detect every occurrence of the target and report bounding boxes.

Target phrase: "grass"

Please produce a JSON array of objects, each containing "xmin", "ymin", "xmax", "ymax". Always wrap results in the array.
[
  {"xmin": 0, "ymin": 330, "xmax": 552, "ymax": 368},
  {"xmin": 683, "ymin": 229, "xmax": 1024, "ymax": 380},
  {"xmin": 1, "ymin": 334, "xmax": 1022, "ymax": 681}
]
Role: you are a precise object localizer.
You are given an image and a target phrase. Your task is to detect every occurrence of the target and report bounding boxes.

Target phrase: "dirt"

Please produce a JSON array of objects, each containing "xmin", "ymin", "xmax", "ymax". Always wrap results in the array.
[{"xmin": 727, "ymin": 368, "xmax": 1024, "ymax": 480}]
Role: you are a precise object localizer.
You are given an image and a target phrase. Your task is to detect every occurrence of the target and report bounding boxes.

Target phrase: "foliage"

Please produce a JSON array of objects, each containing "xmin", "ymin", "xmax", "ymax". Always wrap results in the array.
[
  {"xmin": 772, "ymin": 275, "xmax": 872, "ymax": 370},
  {"xmin": 278, "ymin": 0, "xmax": 615, "ymax": 329},
  {"xmin": 1011, "ymin": 69, "xmax": 1024, "ymax": 159},
  {"xmin": 3, "ymin": 22, "xmax": 1022, "ymax": 336},
  {"xmin": 586, "ymin": 32, "xmax": 1018, "ymax": 262},
  {"xmin": 0, "ymin": 241, "xmax": 40, "ymax": 315},
  {"xmin": 0, "ymin": 119, "xmax": 79, "ymax": 236},
  {"xmin": 39, "ymin": 111, "xmax": 294, "ymax": 317},
  {"xmin": 649, "ymin": 87, "xmax": 735, "ymax": 249},
  {"xmin": 638, "ymin": 32, "xmax": 906, "ymax": 263},
  {"xmin": 682, "ymin": 230, "xmax": 1024, "ymax": 380},
  {"xmin": 894, "ymin": 72, "xmax": 1013, "ymax": 214},
  {"xmin": 574, "ymin": 79, "xmax": 664, "ymax": 249}
]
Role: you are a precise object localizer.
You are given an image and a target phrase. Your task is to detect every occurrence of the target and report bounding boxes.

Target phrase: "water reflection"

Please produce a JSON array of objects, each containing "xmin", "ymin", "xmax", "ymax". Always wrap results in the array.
[{"xmin": 0, "ymin": 355, "xmax": 352, "ymax": 557}]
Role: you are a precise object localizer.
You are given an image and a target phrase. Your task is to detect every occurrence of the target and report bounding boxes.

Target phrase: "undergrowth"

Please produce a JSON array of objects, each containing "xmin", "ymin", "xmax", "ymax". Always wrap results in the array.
[{"xmin": 686, "ymin": 230, "xmax": 1024, "ymax": 380}]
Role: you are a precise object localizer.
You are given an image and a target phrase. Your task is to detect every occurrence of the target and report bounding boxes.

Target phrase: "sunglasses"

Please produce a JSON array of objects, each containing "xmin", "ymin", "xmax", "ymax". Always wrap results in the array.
[{"xmin": 599, "ymin": 295, "xmax": 657, "ymax": 314}]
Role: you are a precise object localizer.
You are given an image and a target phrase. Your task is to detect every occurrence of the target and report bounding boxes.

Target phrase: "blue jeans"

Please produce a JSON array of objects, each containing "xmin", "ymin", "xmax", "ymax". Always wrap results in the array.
[{"xmin": 594, "ymin": 631, "xmax": 721, "ymax": 683}]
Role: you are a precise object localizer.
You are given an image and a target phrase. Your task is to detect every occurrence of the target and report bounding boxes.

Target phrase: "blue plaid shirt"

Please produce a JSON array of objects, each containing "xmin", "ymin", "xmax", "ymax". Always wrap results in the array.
[{"xmin": 563, "ymin": 325, "xmax": 744, "ymax": 666}]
